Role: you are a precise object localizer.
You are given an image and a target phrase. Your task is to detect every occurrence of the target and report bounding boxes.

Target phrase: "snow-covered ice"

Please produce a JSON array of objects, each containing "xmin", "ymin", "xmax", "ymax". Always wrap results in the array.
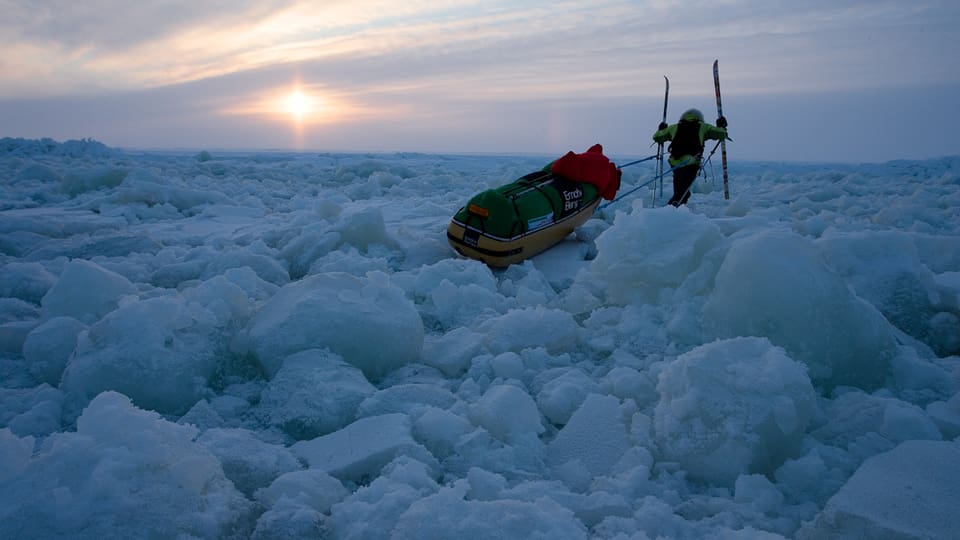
[
  {"xmin": 798, "ymin": 440, "xmax": 960, "ymax": 539},
  {"xmin": 1, "ymin": 137, "xmax": 958, "ymax": 538}
]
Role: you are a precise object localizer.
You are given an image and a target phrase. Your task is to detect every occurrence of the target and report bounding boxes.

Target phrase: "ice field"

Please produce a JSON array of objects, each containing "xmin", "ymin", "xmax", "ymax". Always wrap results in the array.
[{"xmin": 1, "ymin": 137, "xmax": 959, "ymax": 539}]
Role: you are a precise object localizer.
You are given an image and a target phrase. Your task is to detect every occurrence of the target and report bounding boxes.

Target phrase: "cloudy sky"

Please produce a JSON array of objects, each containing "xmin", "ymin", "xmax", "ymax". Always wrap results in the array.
[{"xmin": 1, "ymin": 0, "xmax": 958, "ymax": 162}]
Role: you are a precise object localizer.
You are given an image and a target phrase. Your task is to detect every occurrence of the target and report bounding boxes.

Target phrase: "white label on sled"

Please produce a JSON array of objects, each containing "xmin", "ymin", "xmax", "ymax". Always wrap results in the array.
[{"xmin": 527, "ymin": 213, "xmax": 554, "ymax": 231}]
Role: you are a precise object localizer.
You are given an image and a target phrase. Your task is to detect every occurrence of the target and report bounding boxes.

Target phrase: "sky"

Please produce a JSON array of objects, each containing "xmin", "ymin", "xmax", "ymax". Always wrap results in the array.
[{"xmin": 1, "ymin": 0, "xmax": 959, "ymax": 162}]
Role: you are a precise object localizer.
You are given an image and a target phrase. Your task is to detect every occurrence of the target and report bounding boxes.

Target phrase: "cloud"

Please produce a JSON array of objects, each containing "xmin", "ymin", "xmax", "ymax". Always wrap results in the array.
[
  {"xmin": 1, "ymin": 0, "xmax": 958, "ymax": 160},
  {"xmin": 2, "ymin": 0, "xmax": 957, "ymax": 100}
]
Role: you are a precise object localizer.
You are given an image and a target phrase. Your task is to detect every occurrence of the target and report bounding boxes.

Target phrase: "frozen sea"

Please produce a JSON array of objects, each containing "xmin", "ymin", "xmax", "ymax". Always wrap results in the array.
[{"xmin": 1, "ymin": 137, "xmax": 959, "ymax": 539}]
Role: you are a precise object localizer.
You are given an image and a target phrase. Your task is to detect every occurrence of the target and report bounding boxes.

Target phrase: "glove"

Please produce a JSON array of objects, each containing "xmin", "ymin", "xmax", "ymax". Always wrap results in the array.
[
  {"xmin": 716, "ymin": 116, "xmax": 728, "ymax": 128},
  {"xmin": 658, "ymin": 122, "xmax": 668, "ymax": 131}
]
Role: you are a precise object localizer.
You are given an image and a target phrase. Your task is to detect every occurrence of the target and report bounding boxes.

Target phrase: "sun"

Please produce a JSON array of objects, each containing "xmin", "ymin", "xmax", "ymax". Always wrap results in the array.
[
  {"xmin": 267, "ymin": 82, "xmax": 340, "ymax": 148},
  {"xmin": 285, "ymin": 89, "xmax": 310, "ymax": 120}
]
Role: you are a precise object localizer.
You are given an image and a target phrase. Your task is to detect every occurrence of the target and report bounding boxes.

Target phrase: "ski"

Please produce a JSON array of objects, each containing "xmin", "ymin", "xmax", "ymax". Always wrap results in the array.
[
  {"xmin": 654, "ymin": 75, "xmax": 669, "ymax": 204},
  {"xmin": 660, "ymin": 75, "xmax": 669, "ymax": 199},
  {"xmin": 713, "ymin": 60, "xmax": 729, "ymax": 199}
]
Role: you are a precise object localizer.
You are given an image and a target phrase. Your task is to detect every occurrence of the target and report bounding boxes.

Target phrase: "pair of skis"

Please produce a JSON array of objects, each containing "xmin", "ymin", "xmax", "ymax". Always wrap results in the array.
[{"xmin": 653, "ymin": 60, "xmax": 729, "ymax": 202}]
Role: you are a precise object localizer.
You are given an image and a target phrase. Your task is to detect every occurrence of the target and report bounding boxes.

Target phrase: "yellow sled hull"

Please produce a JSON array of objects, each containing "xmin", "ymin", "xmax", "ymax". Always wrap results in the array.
[{"xmin": 446, "ymin": 198, "xmax": 601, "ymax": 267}]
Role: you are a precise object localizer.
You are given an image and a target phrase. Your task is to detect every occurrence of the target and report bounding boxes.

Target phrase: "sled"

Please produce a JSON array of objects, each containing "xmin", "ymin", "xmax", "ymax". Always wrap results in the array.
[{"xmin": 446, "ymin": 170, "xmax": 602, "ymax": 267}]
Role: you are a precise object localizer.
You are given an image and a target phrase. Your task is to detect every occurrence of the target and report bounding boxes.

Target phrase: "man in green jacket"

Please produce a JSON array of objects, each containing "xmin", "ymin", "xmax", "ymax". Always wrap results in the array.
[{"xmin": 653, "ymin": 108, "xmax": 728, "ymax": 206}]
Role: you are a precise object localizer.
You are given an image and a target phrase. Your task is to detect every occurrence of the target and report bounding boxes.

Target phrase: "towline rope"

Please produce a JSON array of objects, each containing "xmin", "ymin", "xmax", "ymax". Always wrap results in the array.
[
  {"xmin": 601, "ymin": 156, "xmax": 695, "ymax": 210},
  {"xmin": 615, "ymin": 154, "xmax": 658, "ymax": 170}
]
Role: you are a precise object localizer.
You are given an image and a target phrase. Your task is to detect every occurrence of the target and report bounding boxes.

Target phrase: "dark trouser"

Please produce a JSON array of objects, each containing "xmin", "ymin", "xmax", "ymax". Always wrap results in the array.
[{"xmin": 668, "ymin": 164, "xmax": 700, "ymax": 206}]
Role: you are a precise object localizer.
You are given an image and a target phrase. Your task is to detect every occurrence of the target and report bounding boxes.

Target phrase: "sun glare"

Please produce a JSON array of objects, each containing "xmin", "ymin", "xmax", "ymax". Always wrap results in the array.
[
  {"xmin": 285, "ymin": 89, "xmax": 310, "ymax": 119},
  {"xmin": 265, "ymin": 82, "xmax": 339, "ymax": 149},
  {"xmin": 221, "ymin": 80, "xmax": 365, "ymax": 150},
  {"xmin": 275, "ymin": 84, "xmax": 330, "ymax": 125}
]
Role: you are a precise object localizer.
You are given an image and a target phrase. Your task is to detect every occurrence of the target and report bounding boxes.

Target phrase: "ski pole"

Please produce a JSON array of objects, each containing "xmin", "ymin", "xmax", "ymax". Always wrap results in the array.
[
  {"xmin": 705, "ymin": 140, "xmax": 721, "ymax": 162},
  {"xmin": 652, "ymin": 148, "xmax": 661, "ymax": 207}
]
